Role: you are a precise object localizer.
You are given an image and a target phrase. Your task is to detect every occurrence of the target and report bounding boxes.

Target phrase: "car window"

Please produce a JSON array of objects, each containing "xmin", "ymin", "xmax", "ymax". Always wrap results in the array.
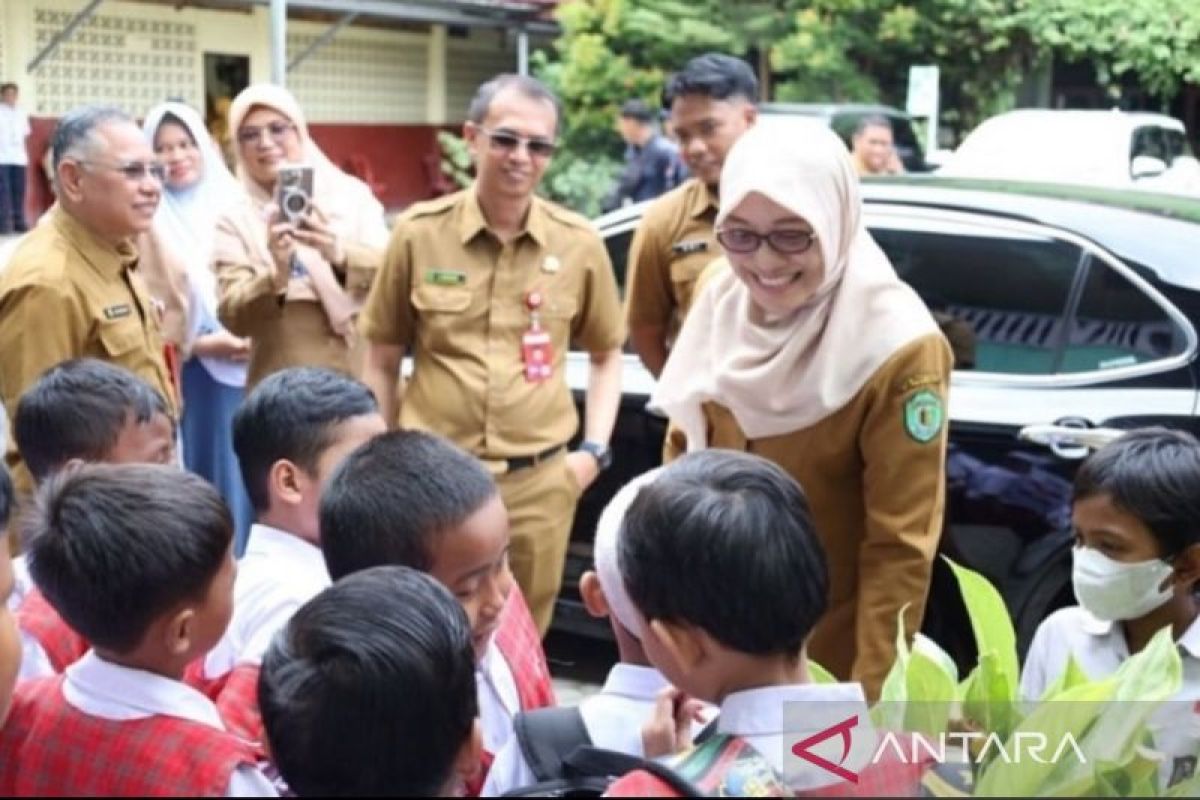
[
  {"xmin": 1131, "ymin": 126, "xmax": 1168, "ymax": 163},
  {"xmin": 1058, "ymin": 258, "xmax": 1187, "ymax": 373},
  {"xmin": 1163, "ymin": 129, "xmax": 1189, "ymax": 162},
  {"xmin": 871, "ymin": 223, "xmax": 1083, "ymax": 375},
  {"xmin": 603, "ymin": 228, "xmax": 635, "ymax": 296}
]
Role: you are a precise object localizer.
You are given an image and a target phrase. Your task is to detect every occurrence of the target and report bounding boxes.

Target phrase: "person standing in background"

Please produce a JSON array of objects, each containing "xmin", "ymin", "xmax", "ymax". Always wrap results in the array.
[
  {"xmin": 604, "ymin": 100, "xmax": 686, "ymax": 212},
  {"xmin": 623, "ymin": 54, "xmax": 759, "ymax": 379},
  {"xmin": 143, "ymin": 101, "xmax": 254, "ymax": 551},
  {"xmin": 0, "ymin": 84, "xmax": 30, "ymax": 234},
  {"xmin": 851, "ymin": 115, "xmax": 905, "ymax": 177},
  {"xmin": 0, "ymin": 106, "xmax": 175, "ymax": 498}
]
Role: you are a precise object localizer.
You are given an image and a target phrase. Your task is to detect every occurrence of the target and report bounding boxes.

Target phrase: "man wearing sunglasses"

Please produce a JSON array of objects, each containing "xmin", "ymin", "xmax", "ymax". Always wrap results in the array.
[
  {"xmin": 624, "ymin": 53, "xmax": 759, "ymax": 379},
  {"xmin": 0, "ymin": 105, "xmax": 174, "ymax": 498},
  {"xmin": 361, "ymin": 74, "xmax": 625, "ymax": 636}
]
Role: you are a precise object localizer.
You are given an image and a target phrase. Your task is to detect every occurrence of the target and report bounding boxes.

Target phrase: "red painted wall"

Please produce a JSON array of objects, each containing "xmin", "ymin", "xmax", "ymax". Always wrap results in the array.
[{"xmin": 22, "ymin": 117, "xmax": 450, "ymax": 219}]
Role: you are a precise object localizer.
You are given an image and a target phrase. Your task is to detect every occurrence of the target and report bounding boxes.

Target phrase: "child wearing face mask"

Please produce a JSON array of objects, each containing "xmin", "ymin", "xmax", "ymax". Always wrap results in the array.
[{"xmin": 1021, "ymin": 427, "xmax": 1200, "ymax": 786}]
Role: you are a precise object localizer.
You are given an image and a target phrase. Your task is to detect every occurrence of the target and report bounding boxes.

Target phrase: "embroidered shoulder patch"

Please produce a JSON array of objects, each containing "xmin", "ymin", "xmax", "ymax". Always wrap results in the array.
[{"xmin": 903, "ymin": 389, "xmax": 945, "ymax": 444}]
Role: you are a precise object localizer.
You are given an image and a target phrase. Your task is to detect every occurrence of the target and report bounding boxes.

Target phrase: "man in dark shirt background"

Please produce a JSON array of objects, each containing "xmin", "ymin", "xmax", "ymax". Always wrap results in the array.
[{"xmin": 605, "ymin": 99, "xmax": 686, "ymax": 211}]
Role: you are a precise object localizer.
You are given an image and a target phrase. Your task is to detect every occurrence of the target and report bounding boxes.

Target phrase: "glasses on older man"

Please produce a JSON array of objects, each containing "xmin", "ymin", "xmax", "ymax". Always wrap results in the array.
[
  {"xmin": 715, "ymin": 227, "xmax": 819, "ymax": 255},
  {"xmin": 237, "ymin": 121, "xmax": 297, "ymax": 146},
  {"xmin": 80, "ymin": 160, "xmax": 167, "ymax": 183}
]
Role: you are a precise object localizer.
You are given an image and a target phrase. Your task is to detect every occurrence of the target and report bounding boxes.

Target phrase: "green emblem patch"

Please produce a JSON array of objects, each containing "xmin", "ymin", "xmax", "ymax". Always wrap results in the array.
[
  {"xmin": 903, "ymin": 389, "xmax": 944, "ymax": 444},
  {"xmin": 425, "ymin": 269, "xmax": 467, "ymax": 287}
]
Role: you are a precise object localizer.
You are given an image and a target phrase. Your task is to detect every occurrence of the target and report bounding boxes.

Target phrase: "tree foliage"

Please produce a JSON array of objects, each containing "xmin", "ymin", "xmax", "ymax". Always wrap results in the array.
[{"xmin": 532, "ymin": 0, "xmax": 1197, "ymax": 214}]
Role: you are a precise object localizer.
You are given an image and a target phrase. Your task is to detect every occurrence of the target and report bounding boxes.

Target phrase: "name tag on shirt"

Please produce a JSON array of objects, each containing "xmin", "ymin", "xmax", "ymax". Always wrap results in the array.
[
  {"xmin": 426, "ymin": 269, "xmax": 467, "ymax": 287},
  {"xmin": 672, "ymin": 240, "xmax": 709, "ymax": 256},
  {"xmin": 103, "ymin": 304, "xmax": 133, "ymax": 320}
]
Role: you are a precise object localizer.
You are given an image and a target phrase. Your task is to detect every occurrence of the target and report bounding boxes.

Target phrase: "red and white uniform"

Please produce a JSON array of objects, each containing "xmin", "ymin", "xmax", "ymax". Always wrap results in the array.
[{"xmin": 0, "ymin": 652, "xmax": 276, "ymax": 796}]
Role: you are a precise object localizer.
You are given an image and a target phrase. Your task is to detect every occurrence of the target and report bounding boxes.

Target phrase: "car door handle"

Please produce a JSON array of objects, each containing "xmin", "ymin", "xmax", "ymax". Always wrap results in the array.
[{"xmin": 1019, "ymin": 423, "xmax": 1126, "ymax": 459}]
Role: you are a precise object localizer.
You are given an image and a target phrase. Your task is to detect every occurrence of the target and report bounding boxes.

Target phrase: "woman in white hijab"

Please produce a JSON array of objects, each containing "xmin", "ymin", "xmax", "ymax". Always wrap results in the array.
[
  {"xmin": 143, "ymin": 101, "xmax": 253, "ymax": 551},
  {"xmin": 653, "ymin": 119, "xmax": 953, "ymax": 699},
  {"xmin": 213, "ymin": 84, "xmax": 388, "ymax": 388}
]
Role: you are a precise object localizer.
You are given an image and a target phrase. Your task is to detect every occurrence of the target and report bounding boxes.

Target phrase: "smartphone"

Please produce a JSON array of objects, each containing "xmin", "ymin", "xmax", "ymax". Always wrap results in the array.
[{"xmin": 275, "ymin": 164, "xmax": 314, "ymax": 224}]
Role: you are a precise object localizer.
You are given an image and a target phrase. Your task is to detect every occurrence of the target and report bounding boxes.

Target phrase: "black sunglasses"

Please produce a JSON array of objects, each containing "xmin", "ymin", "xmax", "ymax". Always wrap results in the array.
[{"xmin": 479, "ymin": 127, "xmax": 557, "ymax": 159}]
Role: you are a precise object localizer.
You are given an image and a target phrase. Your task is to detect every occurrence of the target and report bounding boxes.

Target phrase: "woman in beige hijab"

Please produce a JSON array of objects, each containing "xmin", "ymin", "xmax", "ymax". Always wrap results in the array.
[
  {"xmin": 653, "ymin": 118, "xmax": 953, "ymax": 699},
  {"xmin": 213, "ymin": 84, "xmax": 389, "ymax": 387}
]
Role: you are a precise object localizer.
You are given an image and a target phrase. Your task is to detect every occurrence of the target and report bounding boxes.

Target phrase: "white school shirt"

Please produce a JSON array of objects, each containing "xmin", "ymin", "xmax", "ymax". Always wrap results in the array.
[
  {"xmin": 63, "ymin": 652, "xmax": 278, "ymax": 797},
  {"xmin": 717, "ymin": 682, "xmax": 876, "ymax": 794},
  {"xmin": 204, "ymin": 524, "xmax": 330, "ymax": 677},
  {"xmin": 1022, "ymin": 606, "xmax": 1200, "ymax": 786},
  {"xmin": 0, "ymin": 105, "xmax": 29, "ymax": 166},
  {"xmin": 477, "ymin": 635, "xmax": 522, "ymax": 757},
  {"xmin": 13, "ymin": 554, "xmax": 56, "ymax": 680},
  {"xmin": 482, "ymin": 664, "xmax": 672, "ymax": 796}
]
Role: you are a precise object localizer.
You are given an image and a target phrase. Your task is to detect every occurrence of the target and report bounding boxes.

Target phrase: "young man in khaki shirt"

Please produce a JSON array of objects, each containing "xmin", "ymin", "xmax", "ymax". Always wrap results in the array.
[
  {"xmin": 0, "ymin": 106, "xmax": 174, "ymax": 496},
  {"xmin": 360, "ymin": 75, "xmax": 625, "ymax": 634},
  {"xmin": 623, "ymin": 54, "xmax": 758, "ymax": 377}
]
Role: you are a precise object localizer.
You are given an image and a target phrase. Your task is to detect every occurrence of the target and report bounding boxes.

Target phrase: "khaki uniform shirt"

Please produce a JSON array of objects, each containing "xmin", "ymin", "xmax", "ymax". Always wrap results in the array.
[
  {"xmin": 666, "ymin": 332, "xmax": 953, "ymax": 699},
  {"xmin": 360, "ymin": 189, "xmax": 624, "ymax": 459},
  {"xmin": 623, "ymin": 178, "xmax": 718, "ymax": 339},
  {"xmin": 0, "ymin": 205, "xmax": 175, "ymax": 493}
]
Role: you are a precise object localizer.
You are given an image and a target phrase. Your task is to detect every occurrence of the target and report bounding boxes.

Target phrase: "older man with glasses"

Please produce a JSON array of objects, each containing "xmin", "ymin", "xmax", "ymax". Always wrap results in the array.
[
  {"xmin": 0, "ymin": 105, "xmax": 175, "ymax": 499},
  {"xmin": 360, "ymin": 74, "xmax": 625, "ymax": 637}
]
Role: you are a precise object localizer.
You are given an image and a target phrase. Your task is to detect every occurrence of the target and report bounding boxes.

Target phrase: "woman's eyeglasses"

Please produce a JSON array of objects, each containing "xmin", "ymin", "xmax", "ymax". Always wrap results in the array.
[
  {"xmin": 80, "ymin": 160, "xmax": 167, "ymax": 183},
  {"xmin": 236, "ymin": 121, "xmax": 297, "ymax": 146},
  {"xmin": 716, "ymin": 227, "xmax": 819, "ymax": 255},
  {"xmin": 478, "ymin": 127, "xmax": 557, "ymax": 159}
]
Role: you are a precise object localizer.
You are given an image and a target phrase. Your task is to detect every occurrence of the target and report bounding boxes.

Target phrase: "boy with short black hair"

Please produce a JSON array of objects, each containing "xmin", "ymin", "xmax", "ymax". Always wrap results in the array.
[
  {"xmin": 13, "ymin": 357, "xmax": 175, "ymax": 487},
  {"xmin": 611, "ymin": 450, "xmax": 924, "ymax": 796},
  {"xmin": 484, "ymin": 469, "xmax": 700, "ymax": 795},
  {"xmin": 259, "ymin": 565, "xmax": 483, "ymax": 796},
  {"xmin": 1023, "ymin": 428, "xmax": 1200, "ymax": 786},
  {"xmin": 0, "ymin": 464, "xmax": 275, "ymax": 796},
  {"xmin": 200, "ymin": 367, "xmax": 385, "ymax": 742},
  {"xmin": 320, "ymin": 430, "xmax": 555, "ymax": 793},
  {"xmin": 12, "ymin": 358, "xmax": 176, "ymax": 679}
]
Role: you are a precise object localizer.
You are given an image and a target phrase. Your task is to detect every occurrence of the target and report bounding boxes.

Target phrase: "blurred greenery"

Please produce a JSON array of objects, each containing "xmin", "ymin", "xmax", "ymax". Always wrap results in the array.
[{"xmin": 522, "ymin": 0, "xmax": 1198, "ymax": 214}]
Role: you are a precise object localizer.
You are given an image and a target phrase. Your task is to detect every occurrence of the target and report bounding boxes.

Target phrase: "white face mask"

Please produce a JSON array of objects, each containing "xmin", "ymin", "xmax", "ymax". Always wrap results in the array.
[{"xmin": 1071, "ymin": 546, "xmax": 1175, "ymax": 622}]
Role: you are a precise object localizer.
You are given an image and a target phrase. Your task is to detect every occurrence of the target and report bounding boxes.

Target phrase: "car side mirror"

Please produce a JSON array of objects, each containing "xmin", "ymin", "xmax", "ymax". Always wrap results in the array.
[{"xmin": 1131, "ymin": 155, "xmax": 1168, "ymax": 180}]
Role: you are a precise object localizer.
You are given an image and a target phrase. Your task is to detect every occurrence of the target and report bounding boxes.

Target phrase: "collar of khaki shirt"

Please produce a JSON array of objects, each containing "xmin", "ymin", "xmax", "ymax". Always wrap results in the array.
[
  {"xmin": 49, "ymin": 203, "xmax": 139, "ymax": 280},
  {"xmin": 458, "ymin": 187, "xmax": 550, "ymax": 248},
  {"xmin": 686, "ymin": 178, "xmax": 719, "ymax": 220}
]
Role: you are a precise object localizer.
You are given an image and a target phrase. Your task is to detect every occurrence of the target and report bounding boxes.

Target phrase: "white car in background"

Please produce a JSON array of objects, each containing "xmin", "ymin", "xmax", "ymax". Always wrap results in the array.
[{"xmin": 937, "ymin": 109, "xmax": 1200, "ymax": 196}]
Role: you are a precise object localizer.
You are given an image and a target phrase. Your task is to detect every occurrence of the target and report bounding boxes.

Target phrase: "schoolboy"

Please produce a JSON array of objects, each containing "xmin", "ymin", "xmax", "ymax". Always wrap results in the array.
[
  {"xmin": 259, "ymin": 565, "xmax": 482, "ymax": 796},
  {"xmin": 320, "ymin": 430, "xmax": 555, "ymax": 792},
  {"xmin": 199, "ymin": 367, "xmax": 385, "ymax": 741},
  {"xmin": 1023, "ymin": 428, "xmax": 1200, "ymax": 786},
  {"xmin": 484, "ymin": 469, "xmax": 692, "ymax": 795},
  {"xmin": 12, "ymin": 358, "xmax": 175, "ymax": 678},
  {"xmin": 612, "ymin": 450, "xmax": 925, "ymax": 796},
  {"xmin": 0, "ymin": 464, "xmax": 275, "ymax": 796}
]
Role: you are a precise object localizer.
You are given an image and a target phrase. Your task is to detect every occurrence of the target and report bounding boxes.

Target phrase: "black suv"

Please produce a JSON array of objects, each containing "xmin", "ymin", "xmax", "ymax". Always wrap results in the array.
[{"xmin": 562, "ymin": 178, "xmax": 1200, "ymax": 671}]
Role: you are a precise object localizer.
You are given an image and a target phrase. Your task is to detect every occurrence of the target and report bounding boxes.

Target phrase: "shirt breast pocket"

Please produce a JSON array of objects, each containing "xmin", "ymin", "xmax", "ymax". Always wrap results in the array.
[
  {"xmin": 97, "ymin": 321, "xmax": 144, "ymax": 358},
  {"xmin": 669, "ymin": 251, "xmax": 712, "ymax": 308},
  {"xmin": 410, "ymin": 284, "xmax": 473, "ymax": 349}
]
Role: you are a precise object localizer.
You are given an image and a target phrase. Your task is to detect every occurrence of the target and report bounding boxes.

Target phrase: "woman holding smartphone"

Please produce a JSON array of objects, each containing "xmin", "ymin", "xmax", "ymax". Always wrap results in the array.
[{"xmin": 213, "ymin": 84, "xmax": 389, "ymax": 388}]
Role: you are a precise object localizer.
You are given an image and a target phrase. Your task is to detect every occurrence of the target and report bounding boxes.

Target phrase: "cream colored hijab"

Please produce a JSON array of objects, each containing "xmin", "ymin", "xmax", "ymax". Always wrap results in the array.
[
  {"xmin": 226, "ymin": 83, "xmax": 379, "ymax": 230},
  {"xmin": 652, "ymin": 119, "xmax": 939, "ymax": 449}
]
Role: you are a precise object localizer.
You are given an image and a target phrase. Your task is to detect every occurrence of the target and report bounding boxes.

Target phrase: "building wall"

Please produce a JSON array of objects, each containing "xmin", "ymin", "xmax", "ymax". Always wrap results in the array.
[{"xmin": 0, "ymin": 0, "xmax": 529, "ymax": 213}]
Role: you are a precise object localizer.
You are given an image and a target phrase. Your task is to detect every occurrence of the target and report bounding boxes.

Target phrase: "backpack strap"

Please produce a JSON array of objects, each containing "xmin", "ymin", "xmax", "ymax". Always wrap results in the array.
[
  {"xmin": 563, "ymin": 747, "xmax": 705, "ymax": 797},
  {"xmin": 514, "ymin": 706, "xmax": 594, "ymax": 783}
]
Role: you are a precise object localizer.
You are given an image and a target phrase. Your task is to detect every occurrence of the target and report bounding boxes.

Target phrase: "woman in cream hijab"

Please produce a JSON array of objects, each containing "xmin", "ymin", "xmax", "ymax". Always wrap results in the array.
[
  {"xmin": 653, "ymin": 118, "xmax": 953, "ymax": 699},
  {"xmin": 213, "ymin": 84, "xmax": 388, "ymax": 387}
]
